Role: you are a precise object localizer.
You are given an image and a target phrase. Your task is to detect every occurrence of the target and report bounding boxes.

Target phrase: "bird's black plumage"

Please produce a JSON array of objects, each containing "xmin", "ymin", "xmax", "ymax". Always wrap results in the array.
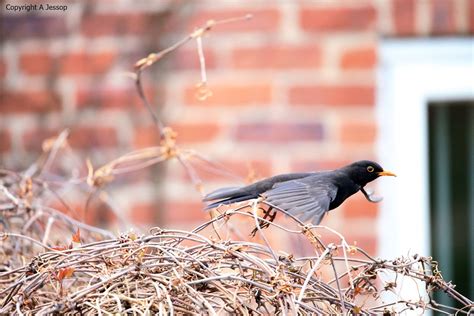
[{"xmin": 203, "ymin": 160, "xmax": 396, "ymax": 225}]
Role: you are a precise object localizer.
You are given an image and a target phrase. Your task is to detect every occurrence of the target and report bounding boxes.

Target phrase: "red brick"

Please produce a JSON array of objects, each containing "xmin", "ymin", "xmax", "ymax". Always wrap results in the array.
[
  {"xmin": 172, "ymin": 123, "xmax": 220, "ymax": 143},
  {"xmin": 60, "ymin": 52, "xmax": 116, "ymax": 75},
  {"xmin": 116, "ymin": 167, "xmax": 156, "ymax": 185},
  {"xmin": 300, "ymin": 6, "xmax": 376, "ymax": 32},
  {"xmin": 234, "ymin": 122, "xmax": 323, "ymax": 143},
  {"xmin": 186, "ymin": 9, "xmax": 280, "ymax": 33},
  {"xmin": 133, "ymin": 126, "xmax": 161, "ymax": 148},
  {"xmin": 2, "ymin": 16, "xmax": 67, "ymax": 39},
  {"xmin": 289, "ymin": 85, "xmax": 375, "ymax": 106},
  {"xmin": 173, "ymin": 48, "xmax": 217, "ymax": 70},
  {"xmin": 0, "ymin": 59, "xmax": 6, "ymax": 78},
  {"xmin": 134, "ymin": 123, "xmax": 220, "ymax": 147},
  {"xmin": 217, "ymin": 159, "xmax": 273, "ymax": 181},
  {"xmin": 340, "ymin": 47, "xmax": 377, "ymax": 69},
  {"xmin": 69, "ymin": 127, "xmax": 118, "ymax": 149},
  {"xmin": 232, "ymin": 44, "xmax": 321, "ymax": 69},
  {"xmin": 163, "ymin": 201, "xmax": 207, "ymax": 223},
  {"xmin": 130, "ymin": 203, "xmax": 160, "ymax": 224},
  {"xmin": 431, "ymin": 0, "xmax": 456, "ymax": 34},
  {"xmin": 81, "ymin": 13, "xmax": 154, "ymax": 37},
  {"xmin": 392, "ymin": 0, "xmax": 416, "ymax": 36},
  {"xmin": 47, "ymin": 201, "xmax": 82, "ymax": 219},
  {"xmin": 184, "ymin": 83, "xmax": 272, "ymax": 106},
  {"xmin": 469, "ymin": 0, "xmax": 474, "ymax": 33},
  {"xmin": 290, "ymin": 159, "xmax": 352, "ymax": 172},
  {"xmin": 76, "ymin": 87, "xmax": 157, "ymax": 109},
  {"xmin": 344, "ymin": 234, "xmax": 377, "ymax": 255},
  {"xmin": 314, "ymin": 231, "xmax": 343, "ymax": 248},
  {"xmin": 23, "ymin": 127, "xmax": 118, "ymax": 151},
  {"xmin": 22, "ymin": 129, "xmax": 60, "ymax": 151},
  {"xmin": 194, "ymin": 159, "xmax": 273, "ymax": 183},
  {"xmin": 0, "ymin": 91, "xmax": 61, "ymax": 113},
  {"xmin": 340, "ymin": 121, "xmax": 377, "ymax": 144},
  {"xmin": 49, "ymin": 200, "xmax": 109, "ymax": 227},
  {"xmin": 342, "ymin": 194, "xmax": 378, "ymax": 218},
  {"xmin": 0, "ymin": 130, "xmax": 12, "ymax": 153},
  {"xmin": 20, "ymin": 52, "xmax": 53, "ymax": 75},
  {"xmin": 84, "ymin": 202, "xmax": 117, "ymax": 227}
]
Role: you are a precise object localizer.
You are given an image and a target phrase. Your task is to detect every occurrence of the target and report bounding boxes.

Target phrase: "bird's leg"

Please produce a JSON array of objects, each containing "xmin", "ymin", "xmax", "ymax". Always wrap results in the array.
[
  {"xmin": 267, "ymin": 207, "xmax": 277, "ymax": 223},
  {"xmin": 250, "ymin": 207, "xmax": 268, "ymax": 237},
  {"xmin": 360, "ymin": 187, "xmax": 383, "ymax": 203},
  {"xmin": 250, "ymin": 206, "xmax": 277, "ymax": 237}
]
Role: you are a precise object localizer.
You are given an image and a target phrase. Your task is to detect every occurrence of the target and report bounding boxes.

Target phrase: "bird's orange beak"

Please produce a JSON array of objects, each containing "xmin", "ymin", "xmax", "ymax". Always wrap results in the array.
[{"xmin": 378, "ymin": 170, "xmax": 397, "ymax": 177}]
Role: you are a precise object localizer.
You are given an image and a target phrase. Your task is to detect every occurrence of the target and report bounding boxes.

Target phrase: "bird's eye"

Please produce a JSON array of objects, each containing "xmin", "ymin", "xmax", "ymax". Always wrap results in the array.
[{"xmin": 367, "ymin": 166, "xmax": 374, "ymax": 172}]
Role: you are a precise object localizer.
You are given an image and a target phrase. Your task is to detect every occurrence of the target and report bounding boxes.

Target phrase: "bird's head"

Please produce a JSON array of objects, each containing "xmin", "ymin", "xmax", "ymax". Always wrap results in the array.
[{"xmin": 342, "ymin": 160, "xmax": 396, "ymax": 187}]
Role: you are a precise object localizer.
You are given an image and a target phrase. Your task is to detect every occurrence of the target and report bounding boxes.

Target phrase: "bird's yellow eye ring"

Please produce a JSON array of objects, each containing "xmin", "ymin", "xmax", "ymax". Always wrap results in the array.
[{"xmin": 367, "ymin": 166, "xmax": 374, "ymax": 172}]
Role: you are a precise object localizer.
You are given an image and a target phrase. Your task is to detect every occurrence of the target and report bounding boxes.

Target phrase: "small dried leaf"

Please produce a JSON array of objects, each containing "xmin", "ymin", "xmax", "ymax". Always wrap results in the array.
[
  {"xmin": 354, "ymin": 286, "xmax": 362, "ymax": 295},
  {"xmin": 72, "ymin": 229, "xmax": 81, "ymax": 243},
  {"xmin": 57, "ymin": 267, "xmax": 75, "ymax": 281},
  {"xmin": 64, "ymin": 267, "xmax": 75, "ymax": 278}
]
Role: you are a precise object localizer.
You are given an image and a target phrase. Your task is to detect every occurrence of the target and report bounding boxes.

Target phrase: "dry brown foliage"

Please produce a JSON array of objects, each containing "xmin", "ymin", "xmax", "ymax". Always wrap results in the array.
[{"xmin": 1, "ymin": 193, "xmax": 472, "ymax": 314}]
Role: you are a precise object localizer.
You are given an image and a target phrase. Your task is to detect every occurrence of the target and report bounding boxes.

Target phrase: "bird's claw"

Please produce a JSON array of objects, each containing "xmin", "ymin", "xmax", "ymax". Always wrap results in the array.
[{"xmin": 361, "ymin": 187, "xmax": 383, "ymax": 203}]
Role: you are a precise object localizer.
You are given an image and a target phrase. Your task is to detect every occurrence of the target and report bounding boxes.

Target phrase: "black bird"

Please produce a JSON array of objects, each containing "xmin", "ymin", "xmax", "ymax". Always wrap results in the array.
[{"xmin": 203, "ymin": 160, "xmax": 396, "ymax": 227}]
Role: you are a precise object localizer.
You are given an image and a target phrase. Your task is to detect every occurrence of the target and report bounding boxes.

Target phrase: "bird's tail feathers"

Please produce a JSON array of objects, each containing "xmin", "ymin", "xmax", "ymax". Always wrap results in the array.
[
  {"xmin": 204, "ymin": 195, "xmax": 257, "ymax": 210},
  {"xmin": 202, "ymin": 187, "xmax": 241, "ymax": 202}
]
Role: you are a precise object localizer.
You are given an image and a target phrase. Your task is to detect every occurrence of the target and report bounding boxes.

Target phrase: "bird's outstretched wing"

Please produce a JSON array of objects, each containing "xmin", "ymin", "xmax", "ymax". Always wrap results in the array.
[
  {"xmin": 203, "ymin": 172, "xmax": 314, "ymax": 210},
  {"xmin": 263, "ymin": 176, "xmax": 337, "ymax": 225}
]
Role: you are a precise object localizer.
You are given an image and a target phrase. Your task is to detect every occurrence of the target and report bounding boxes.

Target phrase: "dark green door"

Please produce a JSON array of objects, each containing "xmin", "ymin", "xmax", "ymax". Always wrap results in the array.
[{"xmin": 428, "ymin": 100, "xmax": 474, "ymax": 309}]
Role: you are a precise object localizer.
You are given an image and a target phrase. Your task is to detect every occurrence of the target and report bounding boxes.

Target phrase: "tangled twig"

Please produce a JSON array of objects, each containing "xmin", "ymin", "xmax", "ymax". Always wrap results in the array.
[{"xmin": 1, "ymin": 202, "xmax": 472, "ymax": 315}]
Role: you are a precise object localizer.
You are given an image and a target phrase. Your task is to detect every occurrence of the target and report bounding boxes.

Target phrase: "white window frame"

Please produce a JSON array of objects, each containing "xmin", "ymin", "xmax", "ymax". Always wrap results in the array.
[{"xmin": 377, "ymin": 38, "xmax": 474, "ymax": 259}]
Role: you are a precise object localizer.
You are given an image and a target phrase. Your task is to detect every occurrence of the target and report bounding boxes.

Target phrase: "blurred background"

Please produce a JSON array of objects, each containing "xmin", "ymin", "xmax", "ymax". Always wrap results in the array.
[{"xmin": 1, "ymin": 0, "xmax": 473, "ymax": 304}]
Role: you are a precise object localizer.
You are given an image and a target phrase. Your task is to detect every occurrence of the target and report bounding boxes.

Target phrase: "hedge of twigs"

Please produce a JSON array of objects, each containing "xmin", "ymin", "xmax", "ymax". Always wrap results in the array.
[{"xmin": 1, "ymin": 194, "xmax": 473, "ymax": 315}]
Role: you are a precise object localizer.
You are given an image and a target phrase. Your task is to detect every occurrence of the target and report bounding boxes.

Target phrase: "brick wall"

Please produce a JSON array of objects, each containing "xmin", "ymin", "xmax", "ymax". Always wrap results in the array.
[{"xmin": 1, "ymin": 0, "xmax": 473, "ymax": 254}]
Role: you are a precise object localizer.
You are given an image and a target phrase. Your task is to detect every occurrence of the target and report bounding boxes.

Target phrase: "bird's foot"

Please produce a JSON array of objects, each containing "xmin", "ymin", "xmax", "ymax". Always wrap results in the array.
[{"xmin": 250, "ymin": 206, "xmax": 277, "ymax": 237}]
